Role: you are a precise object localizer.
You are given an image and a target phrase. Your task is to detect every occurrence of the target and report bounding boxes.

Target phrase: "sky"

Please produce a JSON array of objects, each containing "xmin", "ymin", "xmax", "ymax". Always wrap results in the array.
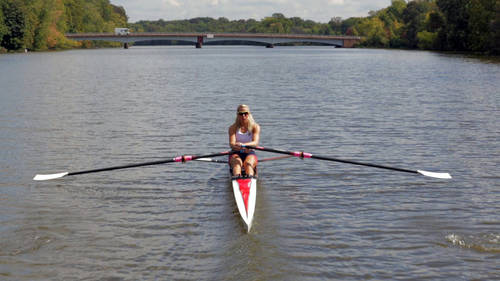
[{"xmin": 110, "ymin": 0, "xmax": 392, "ymax": 23}]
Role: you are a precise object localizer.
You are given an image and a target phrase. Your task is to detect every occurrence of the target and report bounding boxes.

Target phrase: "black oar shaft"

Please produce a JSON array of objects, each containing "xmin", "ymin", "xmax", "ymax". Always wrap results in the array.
[
  {"xmin": 310, "ymin": 154, "xmax": 417, "ymax": 174},
  {"xmin": 68, "ymin": 159, "xmax": 175, "ymax": 176},
  {"xmin": 68, "ymin": 151, "xmax": 233, "ymax": 176},
  {"xmin": 246, "ymin": 145, "xmax": 417, "ymax": 175}
]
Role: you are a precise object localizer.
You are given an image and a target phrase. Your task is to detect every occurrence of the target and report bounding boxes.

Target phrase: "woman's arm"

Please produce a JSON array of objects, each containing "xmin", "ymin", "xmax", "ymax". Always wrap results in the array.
[
  {"xmin": 245, "ymin": 124, "xmax": 260, "ymax": 147},
  {"xmin": 228, "ymin": 125, "xmax": 239, "ymax": 150}
]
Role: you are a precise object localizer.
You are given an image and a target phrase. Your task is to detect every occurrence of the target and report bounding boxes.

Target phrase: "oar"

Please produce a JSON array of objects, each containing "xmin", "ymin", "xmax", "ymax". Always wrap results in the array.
[
  {"xmin": 33, "ymin": 150, "xmax": 235, "ymax": 181},
  {"xmin": 243, "ymin": 145, "xmax": 452, "ymax": 179}
]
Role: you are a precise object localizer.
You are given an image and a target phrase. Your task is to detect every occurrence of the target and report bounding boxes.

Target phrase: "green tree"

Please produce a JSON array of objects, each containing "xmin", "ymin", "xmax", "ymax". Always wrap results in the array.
[
  {"xmin": 0, "ymin": 0, "xmax": 8, "ymax": 46},
  {"xmin": 437, "ymin": 0, "xmax": 470, "ymax": 51},
  {"xmin": 467, "ymin": 0, "xmax": 496, "ymax": 52},
  {"xmin": 492, "ymin": 0, "xmax": 500, "ymax": 54},
  {"xmin": 32, "ymin": 6, "xmax": 50, "ymax": 50},
  {"xmin": 388, "ymin": 0, "xmax": 406, "ymax": 19},
  {"xmin": 64, "ymin": 0, "xmax": 85, "ymax": 33},
  {"xmin": 427, "ymin": 11, "xmax": 445, "ymax": 32},
  {"xmin": 417, "ymin": 30, "xmax": 438, "ymax": 49},
  {"xmin": 258, "ymin": 16, "xmax": 291, "ymax": 33},
  {"xmin": 1, "ymin": 0, "xmax": 26, "ymax": 50},
  {"xmin": 328, "ymin": 17, "xmax": 342, "ymax": 35},
  {"xmin": 401, "ymin": 0, "xmax": 434, "ymax": 48},
  {"xmin": 357, "ymin": 17, "xmax": 389, "ymax": 47},
  {"xmin": 341, "ymin": 17, "xmax": 363, "ymax": 35}
]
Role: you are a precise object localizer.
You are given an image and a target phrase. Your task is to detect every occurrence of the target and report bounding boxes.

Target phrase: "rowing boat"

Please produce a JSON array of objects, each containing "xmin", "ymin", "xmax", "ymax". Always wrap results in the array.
[{"xmin": 231, "ymin": 175, "xmax": 257, "ymax": 232}]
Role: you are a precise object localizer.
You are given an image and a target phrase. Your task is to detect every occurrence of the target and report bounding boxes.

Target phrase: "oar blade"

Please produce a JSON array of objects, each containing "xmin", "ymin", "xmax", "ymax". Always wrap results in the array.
[
  {"xmin": 33, "ymin": 172, "xmax": 69, "ymax": 181},
  {"xmin": 195, "ymin": 158, "xmax": 228, "ymax": 163},
  {"xmin": 195, "ymin": 158, "xmax": 214, "ymax": 162},
  {"xmin": 417, "ymin": 170, "xmax": 452, "ymax": 179}
]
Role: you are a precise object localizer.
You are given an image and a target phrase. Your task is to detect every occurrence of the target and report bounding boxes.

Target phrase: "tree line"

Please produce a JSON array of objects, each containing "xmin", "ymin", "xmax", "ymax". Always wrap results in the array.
[
  {"xmin": 0, "ymin": 0, "xmax": 127, "ymax": 51},
  {"xmin": 130, "ymin": 0, "xmax": 499, "ymax": 54},
  {"xmin": 347, "ymin": 0, "xmax": 499, "ymax": 54},
  {"xmin": 1, "ymin": 0, "xmax": 498, "ymax": 54}
]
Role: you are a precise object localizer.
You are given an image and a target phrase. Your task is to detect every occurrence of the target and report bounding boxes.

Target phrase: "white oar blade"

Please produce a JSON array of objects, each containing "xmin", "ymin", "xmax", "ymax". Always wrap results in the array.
[
  {"xmin": 33, "ymin": 172, "xmax": 69, "ymax": 181},
  {"xmin": 195, "ymin": 158, "xmax": 214, "ymax": 162},
  {"xmin": 417, "ymin": 170, "xmax": 452, "ymax": 179}
]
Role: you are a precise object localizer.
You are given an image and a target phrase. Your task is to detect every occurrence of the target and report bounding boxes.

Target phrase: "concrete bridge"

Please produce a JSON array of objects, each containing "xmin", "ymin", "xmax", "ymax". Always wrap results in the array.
[{"xmin": 65, "ymin": 32, "xmax": 361, "ymax": 48}]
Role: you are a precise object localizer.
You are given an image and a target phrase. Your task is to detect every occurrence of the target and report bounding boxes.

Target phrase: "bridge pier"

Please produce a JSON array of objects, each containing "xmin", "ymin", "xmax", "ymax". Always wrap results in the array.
[
  {"xmin": 343, "ymin": 39, "xmax": 357, "ymax": 48},
  {"xmin": 196, "ymin": 36, "xmax": 203, "ymax": 48}
]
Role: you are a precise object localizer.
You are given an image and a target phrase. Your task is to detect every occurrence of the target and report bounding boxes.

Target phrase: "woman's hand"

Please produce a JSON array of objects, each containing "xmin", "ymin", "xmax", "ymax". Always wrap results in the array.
[
  {"xmin": 232, "ymin": 142, "xmax": 242, "ymax": 151},
  {"xmin": 233, "ymin": 142, "xmax": 250, "ymax": 152}
]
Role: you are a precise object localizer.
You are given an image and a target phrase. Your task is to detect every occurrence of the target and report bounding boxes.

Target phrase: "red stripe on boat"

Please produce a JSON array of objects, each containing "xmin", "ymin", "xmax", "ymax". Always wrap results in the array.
[{"xmin": 237, "ymin": 178, "xmax": 252, "ymax": 214}]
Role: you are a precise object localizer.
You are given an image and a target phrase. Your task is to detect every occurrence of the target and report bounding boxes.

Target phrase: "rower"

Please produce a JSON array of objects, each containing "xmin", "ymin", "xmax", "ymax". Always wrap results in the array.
[{"xmin": 228, "ymin": 104, "xmax": 261, "ymax": 177}]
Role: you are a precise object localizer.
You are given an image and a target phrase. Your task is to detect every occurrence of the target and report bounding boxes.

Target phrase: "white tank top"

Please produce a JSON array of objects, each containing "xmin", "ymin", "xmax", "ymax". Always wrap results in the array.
[{"xmin": 236, "ymin": 128, "xmax": 253, "ymax": 143}]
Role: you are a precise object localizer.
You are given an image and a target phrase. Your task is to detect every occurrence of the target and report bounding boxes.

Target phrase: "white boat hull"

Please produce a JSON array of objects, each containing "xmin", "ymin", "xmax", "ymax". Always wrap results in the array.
[{"xmin": 232, "ymin": 177, "xmax": 257, "ymax": 232}]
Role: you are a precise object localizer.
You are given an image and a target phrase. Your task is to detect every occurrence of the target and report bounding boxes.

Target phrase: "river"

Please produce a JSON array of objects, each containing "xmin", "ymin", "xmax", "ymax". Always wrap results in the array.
[{"xmin": 0, "ymin": 46, "xmax": 499, "ymax": 280}]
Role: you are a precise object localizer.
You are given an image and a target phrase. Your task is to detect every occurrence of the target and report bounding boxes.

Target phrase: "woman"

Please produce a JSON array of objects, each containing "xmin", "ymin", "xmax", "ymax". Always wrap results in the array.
[{"xmin": 228, "ymin": 104, "xmax": 261, "ymax": 177}]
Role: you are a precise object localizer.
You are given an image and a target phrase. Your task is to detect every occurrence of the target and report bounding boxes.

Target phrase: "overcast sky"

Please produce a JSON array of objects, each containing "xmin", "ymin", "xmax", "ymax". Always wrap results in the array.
[{"xmin": 110, "ymin": 0, "xmax": 392, "ymax": 23}]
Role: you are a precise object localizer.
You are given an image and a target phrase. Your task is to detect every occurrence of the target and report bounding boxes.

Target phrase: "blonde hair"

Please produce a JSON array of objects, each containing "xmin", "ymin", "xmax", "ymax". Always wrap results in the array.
[{"xmin": 232, "ymin": 104, "xmax": 256, "ymax": 131}]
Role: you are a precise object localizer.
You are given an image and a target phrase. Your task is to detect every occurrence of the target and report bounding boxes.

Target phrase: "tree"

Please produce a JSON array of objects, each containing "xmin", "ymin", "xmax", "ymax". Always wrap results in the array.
[
  {"xmin": 492, "ymin": 0, "xmax": 500, "ymax": 54},
  {"xmin": 1, "ymin": 0, "xmax": 26, "ymax": 50},
  {"xmin": 272, "ymin": 13, "xmax": 285, "ymax": 19},
  {"xmin": 341, "ymin": 17, "xmax": 363, "ymax": 35},
  {"xmin": 328, "ymin": 17, "xmax": 342, "ymax": 34},
  {"xmin": 0, "ymin": 0, "xmax": 8, "ymax": 46},
  {"xmin": 388, "ymin": 0, "xmax": 406, "ymax": 19},
  {"xmin": 417, "ymin": 30, "xmax": 438, "ymax": 49},
  {"xmin": 427, "ymin": 11, "xmax": 445, "ymax": 32},
  {"xmin": 257, "ymin": 15, "xmax": 291, "ymax": 33},
  {"xmin": 357, "ymin": 17, "xmax": 389, "ymax": 47},
  {"xmin": 32, "ymin": 6, "xmax": 51, "ymax": 50},
  {"xmin": 401, "ymin": 0, "xmax": 434, "ymax": 48},
  {"xmin": 467, "ymin": 0, "xmax": 496, "ymax": 52},
  {"xmin": 437, "ymin": 0, "xmax": 470, "ymax": 51},
  {"xmin": 64, "ymin": 0, "xmax": 85, "ymax": 32}
]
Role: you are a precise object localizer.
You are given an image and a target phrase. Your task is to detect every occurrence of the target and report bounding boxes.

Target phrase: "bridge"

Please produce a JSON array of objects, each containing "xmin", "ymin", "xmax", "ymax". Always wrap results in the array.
[{"xmin": 65, "ymin": 32, "xmax": 361, "ymax": 48}]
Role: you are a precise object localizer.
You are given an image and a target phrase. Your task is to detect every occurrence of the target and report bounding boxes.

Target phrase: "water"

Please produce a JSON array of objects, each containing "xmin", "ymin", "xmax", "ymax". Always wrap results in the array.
[{"xmin": 0, "ymin": 46, "xmax": 499, "ymax": 280}]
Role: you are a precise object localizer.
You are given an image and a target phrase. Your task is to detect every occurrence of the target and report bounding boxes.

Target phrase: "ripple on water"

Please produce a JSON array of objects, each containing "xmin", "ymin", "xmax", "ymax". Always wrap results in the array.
[{"xmin": 445, "ymin": 233, "xmax": 500, "ymax": 253}]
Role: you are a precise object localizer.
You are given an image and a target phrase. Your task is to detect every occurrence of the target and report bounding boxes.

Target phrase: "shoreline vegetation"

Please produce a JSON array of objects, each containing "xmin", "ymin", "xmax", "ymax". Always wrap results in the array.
[{"xmin": 0, "ymin": 0, "xmax": 498, "ymax": 55}]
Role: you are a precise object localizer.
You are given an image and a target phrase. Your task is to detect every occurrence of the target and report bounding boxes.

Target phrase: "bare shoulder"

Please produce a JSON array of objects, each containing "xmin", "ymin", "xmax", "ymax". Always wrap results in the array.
[
  {"xmin": 228, "ymin": 124, "xmax": 237, "ymax": 134},
  {"xmin": 253, "ymin": 123, "xmax": 261, "ymax": 133}
]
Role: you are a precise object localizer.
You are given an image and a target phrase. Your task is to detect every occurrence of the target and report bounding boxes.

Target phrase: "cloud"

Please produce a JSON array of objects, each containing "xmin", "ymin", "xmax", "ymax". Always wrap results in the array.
[
  {"xmin": 164, "ymin": 0, "xmax": 181, "ymax": 7},
  {"xmin": 328, "ymin": 0, "xmax": 344, "ymax": 5}
]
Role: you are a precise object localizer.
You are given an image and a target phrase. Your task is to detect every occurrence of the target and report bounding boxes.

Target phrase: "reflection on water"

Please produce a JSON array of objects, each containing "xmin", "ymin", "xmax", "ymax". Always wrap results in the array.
[{"xmin": 0, "ymin": 46, "xmax": 499, "ymax": 280}]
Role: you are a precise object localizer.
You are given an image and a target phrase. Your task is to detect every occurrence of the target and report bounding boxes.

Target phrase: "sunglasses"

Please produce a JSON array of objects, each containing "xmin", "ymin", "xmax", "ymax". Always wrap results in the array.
[{"xmin": 238, "ymin": 112, "xmax": 249, "ymax": 116}]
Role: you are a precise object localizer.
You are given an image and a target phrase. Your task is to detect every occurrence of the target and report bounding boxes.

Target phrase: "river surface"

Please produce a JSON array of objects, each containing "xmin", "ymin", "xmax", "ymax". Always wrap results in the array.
[{"xmin": 0, "ymin": 46, "xmax": 499, "ymax": 280}]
